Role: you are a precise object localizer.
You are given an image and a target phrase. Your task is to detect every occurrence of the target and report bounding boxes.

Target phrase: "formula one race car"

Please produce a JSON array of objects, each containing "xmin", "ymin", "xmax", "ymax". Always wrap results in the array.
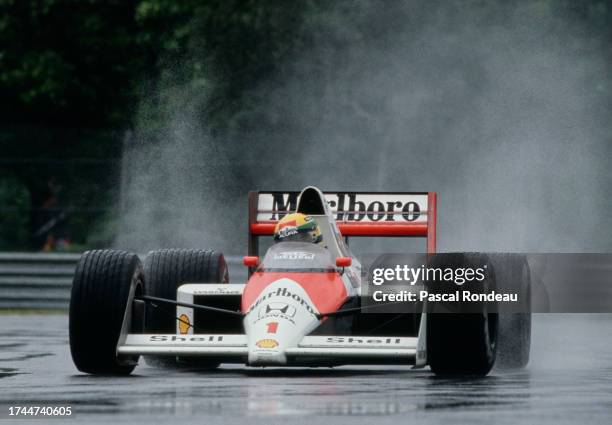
[{"xmin": 69, "ymin": 186, "xmax": 531, "ymax": 376}]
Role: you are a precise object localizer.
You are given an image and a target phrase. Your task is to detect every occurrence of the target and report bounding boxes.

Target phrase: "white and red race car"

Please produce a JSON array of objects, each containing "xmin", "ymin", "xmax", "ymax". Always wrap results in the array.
[{"xmin": 69, "ymin": 186, "xmax": 530, "ymax": 376}]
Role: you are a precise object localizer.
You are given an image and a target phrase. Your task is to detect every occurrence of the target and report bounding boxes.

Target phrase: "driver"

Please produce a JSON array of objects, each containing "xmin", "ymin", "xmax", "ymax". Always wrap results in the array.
[{"xmin": 273, "ymin": 213, "xmax": 323, "ymax": 244}]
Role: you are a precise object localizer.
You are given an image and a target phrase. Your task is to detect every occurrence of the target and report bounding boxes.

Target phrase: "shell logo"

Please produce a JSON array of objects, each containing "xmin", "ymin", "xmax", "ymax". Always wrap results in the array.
[
  {"xmin": 255, "ymin": 339, "xmax": 279, "ymax": 349},
  {"xmin": 178, "ymin": 314, "xmax": 191, "ymax": 334}
]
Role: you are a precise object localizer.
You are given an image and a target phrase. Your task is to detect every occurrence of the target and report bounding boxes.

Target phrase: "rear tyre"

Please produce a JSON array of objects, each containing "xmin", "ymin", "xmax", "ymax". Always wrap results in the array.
[
  {"xmin": 492, "ymin": 254, "xmax": 532, "ymax": 369},
  {"xmin": 144, "ymin": 249, "xmax": 228, "ymax": 368},
  {"xmin": 69, "ymin": 250, "xmax": 143, "ymax": 375},
  {"xmin": 426, "ymin": 253, "xmax": 498, "ymax": 376}
]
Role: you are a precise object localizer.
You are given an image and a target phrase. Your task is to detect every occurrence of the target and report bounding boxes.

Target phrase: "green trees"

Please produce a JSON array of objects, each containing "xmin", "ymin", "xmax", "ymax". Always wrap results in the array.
[
  {"xmin": 0, "ymin": 0, "xmax": 146, "ymax": 127},
  {"xmin": 0, "ymin": 177, "xmax": 30, "ymax": 250},
  {"xmin": 2, "ymin": 0, "xmax": 609, "ymax": 130},
  {"xmin": 0, "ymin": 0, "xmax": 316, "ymax": 250},
  {"xmin": 0, "ymin": 0, "xmax": 610, "ymax": 250}
]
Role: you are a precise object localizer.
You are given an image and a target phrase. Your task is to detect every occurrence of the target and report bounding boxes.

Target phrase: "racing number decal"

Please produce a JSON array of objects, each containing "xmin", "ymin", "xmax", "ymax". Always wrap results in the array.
[{"xmin": 266, "ymin": 322, "xmax": 279, "ymax": 334}]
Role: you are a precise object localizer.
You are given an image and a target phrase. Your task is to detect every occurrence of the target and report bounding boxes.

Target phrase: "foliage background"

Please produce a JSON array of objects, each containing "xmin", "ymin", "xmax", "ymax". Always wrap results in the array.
[{"xmin": 1, "ymin": 0, "xmax": 610, "ymax": 251}]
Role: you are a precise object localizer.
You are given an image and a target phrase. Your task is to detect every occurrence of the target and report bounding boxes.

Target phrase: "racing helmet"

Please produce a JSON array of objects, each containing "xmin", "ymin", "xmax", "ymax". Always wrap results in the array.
[{"xmin": 273, "ymin": 213, "xmax": 323, "ymax": 244}]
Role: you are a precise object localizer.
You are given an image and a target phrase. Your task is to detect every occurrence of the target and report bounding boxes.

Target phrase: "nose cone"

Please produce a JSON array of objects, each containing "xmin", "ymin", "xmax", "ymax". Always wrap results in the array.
[{"xmin": 244, "ymin": 278, "xmax": 320, "ymax": 366}]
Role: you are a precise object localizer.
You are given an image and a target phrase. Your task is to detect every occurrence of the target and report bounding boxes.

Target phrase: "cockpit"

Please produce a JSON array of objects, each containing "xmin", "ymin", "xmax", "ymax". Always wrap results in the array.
[
  {"xmin": 294, "ymin": 187, "xmax": 349, "ymax": 258},
  {"xmin": 258, "ymin": 242, "xmax": 336, "ymax": 272}
]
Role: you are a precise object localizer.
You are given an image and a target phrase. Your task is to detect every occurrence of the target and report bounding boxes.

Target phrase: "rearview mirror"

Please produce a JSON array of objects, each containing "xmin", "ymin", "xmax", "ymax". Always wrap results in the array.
[
  {"xmin": 243, "ymin": 256, "xmax": 259, "ymax": 267},
  {"xmin": 336, "ymin": 257, "xmax": 352, "ymax": 267}
]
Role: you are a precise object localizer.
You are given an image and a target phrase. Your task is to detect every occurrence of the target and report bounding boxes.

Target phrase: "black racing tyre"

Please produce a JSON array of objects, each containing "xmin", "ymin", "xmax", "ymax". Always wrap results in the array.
[
  {"xmin": 491, "ymin": 254, "xmax": 532, "ymax": 369},
  {"xmin": 426, "ymin": 253, "xmax": 498, "ymax": 376},
  {"xmin": 144, "ymin": 249, "xmax": 228, "ymax": 368},
  {"xmin": 69, "ymin": 250, "xmax": 144, "ymax": 375}
]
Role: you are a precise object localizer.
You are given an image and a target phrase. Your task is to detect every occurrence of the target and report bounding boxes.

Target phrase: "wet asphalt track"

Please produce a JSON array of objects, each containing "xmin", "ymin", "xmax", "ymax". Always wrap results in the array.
[{"xmin": 1, "ymin": 314, "xmax": 612, "ymax": 424}]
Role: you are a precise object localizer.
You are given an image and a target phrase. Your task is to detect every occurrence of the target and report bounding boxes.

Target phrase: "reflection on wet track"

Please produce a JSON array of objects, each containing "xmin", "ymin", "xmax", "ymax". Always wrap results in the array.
[{"xmin": 1, "ymin": 314, "xmax": 612, "ymax": 424}]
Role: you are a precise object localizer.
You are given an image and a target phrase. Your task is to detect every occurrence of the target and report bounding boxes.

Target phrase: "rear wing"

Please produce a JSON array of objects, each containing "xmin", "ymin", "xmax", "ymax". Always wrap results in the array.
[{"xmin": 248, "ymin": 191, "xmax": 437, "ymax": 255}]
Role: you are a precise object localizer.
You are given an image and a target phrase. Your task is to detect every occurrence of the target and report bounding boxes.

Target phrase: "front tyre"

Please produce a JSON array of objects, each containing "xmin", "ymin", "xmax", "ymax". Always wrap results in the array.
[
  {"xmin": 69, "ymin": 250, "xmax": 143, "ymax": 375},
  {"xmin": 426, "ymin": 253, "xmax": 498, "ymax": 376}
]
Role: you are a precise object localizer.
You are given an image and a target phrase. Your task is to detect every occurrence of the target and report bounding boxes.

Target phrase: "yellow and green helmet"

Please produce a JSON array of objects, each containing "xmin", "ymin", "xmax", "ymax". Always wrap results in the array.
[{"xmin": 273, "ymin": 213, "xmax": 323, "ymax": 244}]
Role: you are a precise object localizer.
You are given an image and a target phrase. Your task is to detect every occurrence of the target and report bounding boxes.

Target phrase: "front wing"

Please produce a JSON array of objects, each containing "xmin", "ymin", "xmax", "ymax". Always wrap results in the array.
[{"xmin": 117, "ymin": 334, "xmax": 420, "ymax": 365}]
